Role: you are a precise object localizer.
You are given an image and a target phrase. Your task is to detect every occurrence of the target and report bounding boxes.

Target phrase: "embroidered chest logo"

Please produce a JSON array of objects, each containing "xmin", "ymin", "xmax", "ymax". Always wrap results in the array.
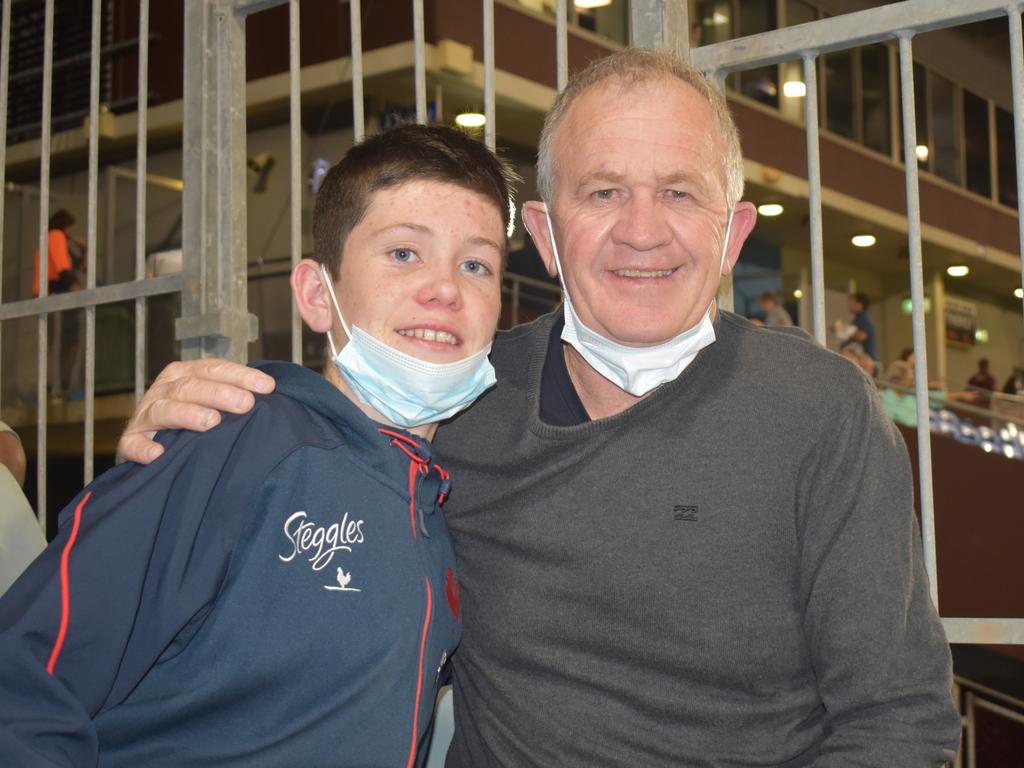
[
  {"xmin": 673, "ymin": 504, "xmax": 699, "ymax": 522},
  {"xmin": 279, "ymin": 510, "xmax": 365, "ymax": 592}
]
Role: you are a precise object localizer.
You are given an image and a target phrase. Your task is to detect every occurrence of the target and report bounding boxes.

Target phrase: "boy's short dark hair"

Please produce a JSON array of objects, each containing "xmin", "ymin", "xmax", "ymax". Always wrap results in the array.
[
  {"xmin": 313, "ymin": 124, "xmax": 519, "ymax": 278},
  {"xmin": 849, "ymin": 291, "xmax": 869, "ymax": 309}
]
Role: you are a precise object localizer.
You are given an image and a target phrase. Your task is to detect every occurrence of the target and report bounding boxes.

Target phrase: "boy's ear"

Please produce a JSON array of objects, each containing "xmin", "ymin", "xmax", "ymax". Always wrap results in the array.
[{"xmin": 292, "ymin": 259, "xmax": 334, "ymax": 333}]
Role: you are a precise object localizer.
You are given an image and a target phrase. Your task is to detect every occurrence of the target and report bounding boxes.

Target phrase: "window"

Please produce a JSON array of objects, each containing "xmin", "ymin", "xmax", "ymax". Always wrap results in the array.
[
  {"xmin": 737, "ymin": 0, "xmax": 779, "ymax": 108},
  {"xmin": 963, "ymin": 90, "xmax": 991, "ymax": 198},
  {"xmin": 861, "ymin": 45, "xmax": 891, "ymax": 155},
  {"xmin": 900, "ymin": 63, "xmax": 931, "ymax": 170},
  {"xmin": 996, "ymin": 106, "xmax": 1018, "ymax": 209},
  {"xmin": 785, "ymin": 0, "xmax": 817, "ymax": 28},
  {"xmin": 929, "ymin": 72, "xmax": 961, "ymax": 185},
  {"xmin": 825, "ymin": 51, "xmax": 855, "ymax": 140},
  {"xmin": 696, "ymin": 1, "xmax": 733, "ymax": 46}
]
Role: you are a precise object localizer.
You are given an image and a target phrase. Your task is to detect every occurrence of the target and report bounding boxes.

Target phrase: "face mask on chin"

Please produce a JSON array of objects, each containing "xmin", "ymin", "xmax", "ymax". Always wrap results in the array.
[
  {"xmin": 542, "ymin": 207, "xmax": 733, "ymax": 397},
  {"xmin": 319, "ymin": 264, "xmax": 497, "ymax": 429}
]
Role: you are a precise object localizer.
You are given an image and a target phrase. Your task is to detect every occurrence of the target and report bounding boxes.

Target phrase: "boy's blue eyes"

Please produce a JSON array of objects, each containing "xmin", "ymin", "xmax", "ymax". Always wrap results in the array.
[{"xmin": 388, "ymin": 249, "xmax": 493, "ymax": 277}]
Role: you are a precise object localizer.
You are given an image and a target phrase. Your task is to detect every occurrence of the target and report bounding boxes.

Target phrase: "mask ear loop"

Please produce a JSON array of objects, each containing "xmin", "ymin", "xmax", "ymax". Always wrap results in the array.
[
  {"xmin": 319, "ymin": 263, "xmax": 353, "ymax": 358},
  {"xmin": 719, "ymin": 208, "xmax": 735, "ymax": 273}
]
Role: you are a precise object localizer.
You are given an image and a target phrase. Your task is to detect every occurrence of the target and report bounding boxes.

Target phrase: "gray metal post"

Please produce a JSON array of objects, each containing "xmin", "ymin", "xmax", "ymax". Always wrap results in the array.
[
  {"xmin": 897, "ymin": 34, "xmax": 939, "ymax": 609},
  {"xmin": 289, "ymin": 0, "xmax": 302, "ymax": 363},
  {"xmin": 1008, "ymin": 10, "xmax": 1024, "ymax": 322},
  {"xmin": 350, "ymin": 0, "xmax": 364, "ymax": 142},
  {"xmin": 83, "ymin": 0, "xmax": 102, "ymax": 485},
  {"xmin": 135, "ymin": 0, "xmax": 151, "ymax": 404},
  {"xmin": 803, "ymin": 54, "xmax": 827, "ymax": 345},
  {"xmin": 630, "ymin": 0, "xmax": 690, "ymax": 57},
  {"xmin": 556, "ymin": 0, "xmax": 567, "ymax": 92},
  {"xmin": 178, "ymin": 1, "xmax": 258, "ymax": 361},
  {"xmin": 0, "ymin": 0, "xmax": 10, "ymax": 408},
  {"xmin": 483, "ymin": 0, "xmax": 496, "ymax": 151},
  {"xmin": 413, "ymin": 0, "xmax": 426, "ymax": 123}
]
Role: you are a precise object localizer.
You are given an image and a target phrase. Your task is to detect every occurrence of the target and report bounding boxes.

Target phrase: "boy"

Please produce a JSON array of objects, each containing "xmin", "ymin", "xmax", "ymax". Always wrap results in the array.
[{"xmin": 0, "ymin": 124, "xmax": 515, "ymax": 767}]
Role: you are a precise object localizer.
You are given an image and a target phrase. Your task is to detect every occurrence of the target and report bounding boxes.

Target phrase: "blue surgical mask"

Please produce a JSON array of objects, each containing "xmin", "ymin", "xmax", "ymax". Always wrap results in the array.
[
  {"xmin": 542, "ymin": 208, "xmax": 732, "ymax": 397},
  {"xmin": 319, "ymin": 265, "xmax": 497, "ymax": 428}
]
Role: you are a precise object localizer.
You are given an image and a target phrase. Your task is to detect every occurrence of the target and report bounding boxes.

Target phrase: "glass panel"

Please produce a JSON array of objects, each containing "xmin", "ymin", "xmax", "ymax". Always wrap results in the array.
[
  {"xmin": 825, "ymin": 51, "xmax": 855, "ymax": 140},
  {"xmin": 963, "ymin": 90, "xmax": 991, "ymax": 198},
  {"xmin": 695, "ymin": 1, "xmax": 732, "ymax": 46},
  {"xmin": 901, "ymin": 63, "xmax": 931, "ymax": 170},
  {"xmin": 929, "ymin": 71, "xmax": 960, "ymax": 185},
  {"xmin": 996, "ymin": 106, "xmax": 1018, "ymax": 209},
  {"xmin": 738, "ymin": 0, "xmax": 779, "ymax": 108},
  {"xmin": 575, "ymin": 0, "xmax": 628, "ymax": 45},
  {"xmin": 861, "ymin": 45, "xmax": 891, "ymax": 155},
  {"xmin": 786, "ymin": 0, "xmax": 816, "ymax": 27}
]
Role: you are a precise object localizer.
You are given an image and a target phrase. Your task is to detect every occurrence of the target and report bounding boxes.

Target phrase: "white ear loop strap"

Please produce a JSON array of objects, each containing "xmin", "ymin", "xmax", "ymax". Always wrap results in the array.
[{"xmin": 319, "ymin": 263, "xmax": 352, "ymax": 358}]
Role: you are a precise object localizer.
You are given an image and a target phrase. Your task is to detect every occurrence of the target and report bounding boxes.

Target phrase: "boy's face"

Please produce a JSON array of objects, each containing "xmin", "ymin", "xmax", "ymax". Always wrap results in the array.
[{"xmin": 331, "ymin": 179, "xmax": 505, "ymax": 363}]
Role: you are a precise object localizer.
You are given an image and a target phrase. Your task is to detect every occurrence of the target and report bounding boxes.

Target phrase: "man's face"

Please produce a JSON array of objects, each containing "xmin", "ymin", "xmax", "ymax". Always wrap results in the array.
[
  {"xmin": 332, "ymin": 179, "xmax": 504, "ymax": 364},
  {"xmin": 527, "ymin": 77, "xmax": 755, "ymax": 346}
]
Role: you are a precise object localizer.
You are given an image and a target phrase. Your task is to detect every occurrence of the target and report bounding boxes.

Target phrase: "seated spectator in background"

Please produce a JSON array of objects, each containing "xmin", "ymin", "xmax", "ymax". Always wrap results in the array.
[
  {"xmin": 1004, "ymin": 368, "xmax": 1024, "ymax": 396},
  {"xmin": 840, "ymin": 342, "xmax": 876, "ymax": 377},
  {"xmin": 885, "ymin": 347, "xmax": 915, "ymax": 388},
  {"xmin": 759, "ymin": 290, "xmax": 793, "ymax": 326},
  {"xmin": 0, "ymin": 421, "xmax": 45, "ymax": 597},
  {"xmin": 967, "ymin": 358, "xmax": 996, "ymax": 392}
]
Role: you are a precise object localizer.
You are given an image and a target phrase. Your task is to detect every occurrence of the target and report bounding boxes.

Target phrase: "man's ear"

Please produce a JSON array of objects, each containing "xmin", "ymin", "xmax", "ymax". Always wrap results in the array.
[
  {"xmin": 721, "ymin": 201, "xmax": 757, "ymax": 276},
  {"xmin": 292, "ymin": 258, "xmax": 334, "ymax": 333},
  {"xmin": 521, "ymin": 200, "xmax": 559, "ymax": 279}
]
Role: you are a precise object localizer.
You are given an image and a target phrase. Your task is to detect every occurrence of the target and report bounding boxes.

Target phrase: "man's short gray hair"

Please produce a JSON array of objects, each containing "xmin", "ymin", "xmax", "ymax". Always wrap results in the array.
[{"xmin": 536, "ymin": 49, "xmax": 745, "ymax": 210}]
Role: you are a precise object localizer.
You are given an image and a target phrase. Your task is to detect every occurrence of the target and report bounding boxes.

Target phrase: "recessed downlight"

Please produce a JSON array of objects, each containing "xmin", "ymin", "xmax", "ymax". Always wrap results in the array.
[
  {"xmin": 946, "ymin": 265, "xmax": 969, "ymax": 277},
  {"xmin": 455, "ymin": 112, "xmax": 486, "ymax": 128},
  {"xmin": 757, "ymin": 203, "xmax": 784, "ymax": 217},
  {"xmin": 851, "ymin": 234, "xmax": 876, "ymax": 248}
]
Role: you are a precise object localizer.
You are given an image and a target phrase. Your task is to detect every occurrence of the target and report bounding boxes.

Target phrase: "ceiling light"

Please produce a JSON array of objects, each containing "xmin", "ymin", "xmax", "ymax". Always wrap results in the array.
[
  {"xmin": 455, "ymin": 112, "xmax": 486, "ymax": 128},
  {"xmin": 1015, "ymin": 287, "xmax": 1023, "ymax": 299},
  {"xmin": 915, "ymin": 145, "xmax": 929, "ymax": 161},
  {"xmin": 793, "ymin": 289, "xmax": 804, "ymax": 299},
  {"xmin": 703, "ymin": 11, "xmax": 729, "ymax": 25},
  {"xmin": 974, "ymin": 328, "xmax": 989, "ymax": 344},
  {"xmin": 946, "ymin": 265, "xmax": 969, "ymax": 277},
  {"xmin": 851, "ymin": 234, "xmax": 876, "ymax": 247},
  {"xmin": 757, "ymin": 203, "xmax": 784, "ymax": 217},
  {"xmin": 574, "ymin": 0, "xmax": 612, "ymax": 8},
  {"xmin": 782, "ymin": 80, "xmax": 806, "ymax": 98}
]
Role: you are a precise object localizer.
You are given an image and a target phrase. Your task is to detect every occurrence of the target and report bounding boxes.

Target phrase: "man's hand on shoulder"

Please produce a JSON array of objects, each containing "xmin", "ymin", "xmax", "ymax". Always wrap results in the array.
[{"xmin": 118, "ymin": 359, "xmax": 275, "ymax": 465}]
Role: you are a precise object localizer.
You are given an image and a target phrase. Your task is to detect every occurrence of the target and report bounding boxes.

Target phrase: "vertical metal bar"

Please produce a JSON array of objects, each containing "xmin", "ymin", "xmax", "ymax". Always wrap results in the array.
[
  {"xmin": 511, "ymin": 280, "xmax": 520, "ymax": 328},
  {"xmin": 897, "ymin": 34, "xmax": 939, "ymax": 608},
  {"xmin": 413, "ymin": 0, "xmax": 426, "ymax": 123},
  {"xmin": 289, "ymin": 0, "xmax": 302, "ymax": 363},
  {"xmin": 803, "ymin": 54, "xmax": 826, "ymax": 345},
  {"xmin": 350, "ymin": 0, "xmax": 364, "ymax": 143},
  {"xmin": 556, "ymin": 0, "xmax": 567, "ymax": 92},
  {"xmin": 0, "ymin": 0, "xmax": 11, "ymax": 410},
  {"xmin": 1008, "ymin": 9, "xmax": 1024, "ymax": 322},
  {"xmin": 83, "ymin": 0, "xmax": 102, "ymax": 485},
  {"xmin": 483, "ymin": 0, "xmax": 495, "ymax": 151},
  {"xmin": 37, "ymin": 0, "xmax": 56, "ymax": 529},
  {"xmin": 966, "ymin": 692, "xmax": 976, "ymax": 767},
  {"xmin": 135, "ymin": 0, "xmax": 150, "ymax": 405}
]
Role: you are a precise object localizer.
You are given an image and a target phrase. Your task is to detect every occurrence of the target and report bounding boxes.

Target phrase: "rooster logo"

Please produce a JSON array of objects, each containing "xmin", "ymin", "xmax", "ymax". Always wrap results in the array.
[{"xmin": 324, "ymin": 566, "xmax": 361, "ymax": 592}]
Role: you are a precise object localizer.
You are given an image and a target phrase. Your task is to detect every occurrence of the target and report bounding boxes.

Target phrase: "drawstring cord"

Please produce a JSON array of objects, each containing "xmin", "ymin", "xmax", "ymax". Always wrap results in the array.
[{"xmin": 379, "ymin": 429, "xmax": 450, "ymax": 539}]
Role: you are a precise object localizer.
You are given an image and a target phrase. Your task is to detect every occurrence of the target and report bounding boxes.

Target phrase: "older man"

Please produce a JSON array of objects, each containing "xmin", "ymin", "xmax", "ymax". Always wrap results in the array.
[{"xmin": 120, "ymin": 51, "xmax": 959, "ymax": 766}]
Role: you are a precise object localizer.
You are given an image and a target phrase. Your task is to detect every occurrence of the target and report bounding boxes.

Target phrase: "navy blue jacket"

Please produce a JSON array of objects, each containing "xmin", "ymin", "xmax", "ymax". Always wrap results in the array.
[{"xmin": 0, "ymin": 362, "xmax": 461, "ymax": 767}]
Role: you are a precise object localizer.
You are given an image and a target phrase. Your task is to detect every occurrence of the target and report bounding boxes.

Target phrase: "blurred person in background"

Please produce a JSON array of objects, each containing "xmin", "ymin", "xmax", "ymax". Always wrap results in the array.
[{"xmin": 0, "ymin": 420, "xmax": 45, "ymax": 597}]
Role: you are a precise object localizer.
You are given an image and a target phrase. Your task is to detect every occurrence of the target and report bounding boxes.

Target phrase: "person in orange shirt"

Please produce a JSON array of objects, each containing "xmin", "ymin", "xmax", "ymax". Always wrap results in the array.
[
  {"xmin": 32, "ymin": 209, "xmax": 82, "ymax": 297},
  {"xmin": 33, "ymin": 210, "xmax": 85, "ymax": 395}
]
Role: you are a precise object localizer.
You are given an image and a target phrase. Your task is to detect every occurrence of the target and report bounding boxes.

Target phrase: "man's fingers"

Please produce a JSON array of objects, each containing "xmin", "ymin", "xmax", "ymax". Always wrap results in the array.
[
  {"xmin": 117, "ymin": 432, "xmax": 166, "ymax": 465},
  {"xmin": 176, "ymin": 359, "xmax": 275, "ymax": 395},
  {"xmin": 166, "ymin": 376, "xmax": 257, "ymax": 415}
]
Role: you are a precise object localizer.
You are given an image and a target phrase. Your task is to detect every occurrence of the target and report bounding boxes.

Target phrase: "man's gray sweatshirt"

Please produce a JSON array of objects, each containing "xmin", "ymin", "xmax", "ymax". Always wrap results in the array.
[{"xmin": 434, "ymin": 309, "xmax": 960, "ymax": 767}]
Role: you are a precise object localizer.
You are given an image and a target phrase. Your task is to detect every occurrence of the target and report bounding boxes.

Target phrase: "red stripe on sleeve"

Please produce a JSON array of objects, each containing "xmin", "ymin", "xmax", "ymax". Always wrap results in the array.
[
  {"xmin": 406, "ymin": 577, "xmax": 433, "ymax": 768},
  {"xmin": 46, "ymin": 491, "xmax": 91, "ymax": 675}
]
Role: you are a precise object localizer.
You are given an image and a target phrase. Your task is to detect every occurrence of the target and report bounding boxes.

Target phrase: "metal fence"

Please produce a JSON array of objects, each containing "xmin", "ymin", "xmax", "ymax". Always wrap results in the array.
[{"xmin": 0, "ymin": 0, "xmax": 1021, "ymax": 646}]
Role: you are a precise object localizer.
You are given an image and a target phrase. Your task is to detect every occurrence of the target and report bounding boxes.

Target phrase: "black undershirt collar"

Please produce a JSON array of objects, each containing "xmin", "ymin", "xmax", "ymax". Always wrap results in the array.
[{"xmin": 539, "ymin": 314, "xmax": 591, "ymax": 427}]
